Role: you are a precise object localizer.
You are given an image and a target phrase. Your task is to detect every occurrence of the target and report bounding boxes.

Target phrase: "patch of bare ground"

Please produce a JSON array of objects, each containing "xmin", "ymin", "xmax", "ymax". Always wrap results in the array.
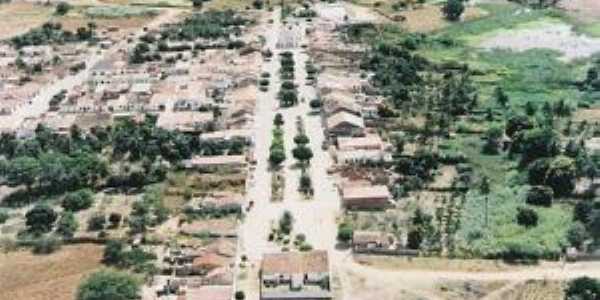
[
  {"xmin": 0, "ymin": 2, "xmax": 53, "ymax": 39},
  {"xmin": 573, "ymin": 108, "xmax": 600, "ymax": 123},
  {"xmin": 353, "ymin": 255, "xmax": 530, "ymax": 273},
  {"xmin": 0, "ymin": 244, "xmax": 104, "ymax": 300},
  {"xmin": 491, "ymin": 280, "xmax": 564, "ymax": 300},
  {"xmin": 379, "ymin": 4, "xmax": 487, "ymax": 32},
  {"xmin": 436, "ymin": 280, "xmax": 508, "ymax": 300}
]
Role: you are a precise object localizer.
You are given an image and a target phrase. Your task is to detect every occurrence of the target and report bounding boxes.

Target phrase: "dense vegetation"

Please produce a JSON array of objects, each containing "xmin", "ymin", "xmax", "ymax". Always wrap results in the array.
[
  {"xmin": 159, "ymin": 10, "xmax": 247, "ymax": 41},
  {"xmin": 11, "ymin": 22, "xmax": 96, "ymax": 49},
  {"xmin": 0, "ymin": 116, "xmax": 246, "ymax": 207},
  {"xmin": 347, "ymin": 1, "xmax": 600, "ymax": 260}
]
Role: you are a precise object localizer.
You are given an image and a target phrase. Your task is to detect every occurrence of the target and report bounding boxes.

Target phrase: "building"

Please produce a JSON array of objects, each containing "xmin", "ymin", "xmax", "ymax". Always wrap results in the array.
[
  {"xmin": 340, "ymin": 184, "xmax": 392, "ymax": 210},
  {"xmin": 336, "ymin": 134, "xmax": 389, "ymax": 164},
  {"xmin": 156, "ymin": 111, "xmax": 213, "ymax": 133},
  {"xmin": 326, "ymin": 111, "xmax": 364, "ymax": 137},
  {"xmin": 261, "ymin": 250, "xmax": 331, "ymax": 300},
  {"xmin": 352, "ymin": 231, "xmax": 394, "ymax": 252}
]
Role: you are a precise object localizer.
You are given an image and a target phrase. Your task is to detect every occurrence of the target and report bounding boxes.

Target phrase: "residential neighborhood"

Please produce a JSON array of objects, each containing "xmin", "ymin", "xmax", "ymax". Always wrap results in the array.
[{"xmin": 1, "ymin": 0, "xmax": 600, "ymax": 300}]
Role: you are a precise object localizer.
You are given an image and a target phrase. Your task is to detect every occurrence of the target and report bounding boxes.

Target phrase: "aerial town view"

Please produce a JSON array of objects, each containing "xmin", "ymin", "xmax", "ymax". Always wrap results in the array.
[{"xmin": 2, "ymin": 0, "xmax": 600, "ymax": 299}]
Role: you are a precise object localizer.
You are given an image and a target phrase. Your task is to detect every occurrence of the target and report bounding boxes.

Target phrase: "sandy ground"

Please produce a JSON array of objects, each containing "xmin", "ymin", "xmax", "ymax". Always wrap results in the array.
[{"xmin": 478, "ymin": 21, "xmax": 600, "ymax": 61}]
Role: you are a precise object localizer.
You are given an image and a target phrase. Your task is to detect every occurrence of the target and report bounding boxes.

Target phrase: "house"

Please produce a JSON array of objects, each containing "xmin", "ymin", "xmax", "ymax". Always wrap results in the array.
[
  {"xmin": 352, "ymin": 231, "xmax": 394, "ymax": 251},
  {"xmin": 200, "ymin": 129, "xmax": 252, "ymax": 144},
  {"xmin": 326, "ymin": 111, "xmax": 364, "ymax": 137},
  {"xmin": 261, "ymin": 250, "xmax": 331, "ymax": 300},
  {"xmin": 340, "ymin": 184, "xmax": 392, "ymax": 210},
  {"xmin": 336, "ymin": 135, "xmax": 389, "ymax": 164},
  {"xmin": 182, "ymin": 155, "xmax": 246, "ymax": 173},
  {"xmin": 323, "ymin": 91, "xmax": 361, "ymax": 117}
]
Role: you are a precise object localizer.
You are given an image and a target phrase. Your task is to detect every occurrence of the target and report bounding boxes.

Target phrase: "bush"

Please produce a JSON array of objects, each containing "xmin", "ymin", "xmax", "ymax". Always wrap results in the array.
[
  {"xmin": 407, "ymin": 229, "xmax": 423, "ymax": 249},
  {"xmin": 516, "ymin": 207, "xmax": 538, "ymax": 228},
  {"xmin": 337, "ymin": 223, "xmax": 353, "ymax": 243},
  {"xmin": 88, "ymin": 213, "xmax": 106, "ymax": 231},
  {"xmin": 62, "ymin": 189, "xmax": 94, "ymax": 211},
  {"xmin": 0, "ymin": 210, "xmax": 9, "ymax": 224},
  {"xmin": 526, "ymin": 186, "xmax": 553, "ymax": 207},
  {"xmin": 56, "ymin": 211, "xmax": 79, "ymax": 238},
  {"xmin": 77, "ymin": 270, "xmax": 140, "ymax": 300},
  {"xmin": 26, "ymin": 203, "xmax": 57, "ymax": 234},
  {"xmin": 108, "ymin": 213, "xmax": 122, "ymax": 228},
  {"xmin": 55, "ymin": 2, "xmax": 72, "ymax": 15},
  {"xmin": 565, "ymin": 277, "xmax": 600, "ymax": 300},
  {"xmin": 567, "ymin": 222, "xmax": 588, "ymax": 249},
  {"xmin": 442, "ymin": 0, "xmax": 465, "ymax": 21},
  {"xmin": 235, "ymin": 291, "xmax": 246, "ymax": 300},
  {"xmin": 32, "ymin": 236, "xmax": 62, "ymax": 254}
]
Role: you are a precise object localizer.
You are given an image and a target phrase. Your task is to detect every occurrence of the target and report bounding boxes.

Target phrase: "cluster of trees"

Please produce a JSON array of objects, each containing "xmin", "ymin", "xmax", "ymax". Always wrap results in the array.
[
  {"xmin": 127, "ymin": 186, "xmax": 169, "ymax": 235},
  {"xmin": 583, "ymin": 61, "xmax": 600, "ymax": 91},
  {"xmin": 103, "ymin": 240, "xmax": 157, "ymax": 272},
  {"xmin": 77, "ymin": 270, "xmax": 140, "ymax": 300},
  {"xmin": 407, "ymin": 208, "xmax": 436, "ymax": 250},
  {"xmin": 160, "ymin": 10, "xmax": 247, "ymax": 41},
  {"xmin": 11, "ymin": 22, "xmax": 96, "ymax": 49},
  {"xmin": 269, "ymin": 114, "xmax": 286, "ymax": 168},
  {"xmin": 564, "ymin": 276, "xmax": 600, "ymax": 300},
  {"xmin": 55, "ymin": 2, "xmax": 71, "ymax": 15},
  {"xmin": 278, "ymin": 52, "xmax": 298, "ymax": 107}
]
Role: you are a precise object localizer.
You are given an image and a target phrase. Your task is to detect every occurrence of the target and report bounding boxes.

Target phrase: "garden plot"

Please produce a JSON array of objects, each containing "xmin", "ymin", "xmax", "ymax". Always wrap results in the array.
[{"xmin": 478, "ymin": 21, "xmax": 600, "ymax": 61}]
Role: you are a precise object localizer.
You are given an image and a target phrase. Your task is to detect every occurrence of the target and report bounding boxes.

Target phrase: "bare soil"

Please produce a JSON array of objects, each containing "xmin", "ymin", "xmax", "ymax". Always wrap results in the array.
[
  {"xmin": 0, "ymin": 3, "xmax": 53, "ymax": 39},
  {"xmin": 0, "ymin": 244, "xmax": 104, "ymax": 300}
]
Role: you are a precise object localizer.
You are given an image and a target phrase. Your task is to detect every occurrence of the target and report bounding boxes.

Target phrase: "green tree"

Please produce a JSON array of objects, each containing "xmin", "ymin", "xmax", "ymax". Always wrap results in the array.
[
  {"xmin": 274, "ymin": 113, "xmax": 284, "ymax": 127},
  {"xmin": 516, "ymin": 207, "xmax": 538, "ymax": 228},
  {"xmin": 25, "ymin": 203, "xmax": 57, "ymax": 233},
  {"xmin": 442, "ymin": 0, "xmax": 465, "ymax": 21},
  {"xmin": 55, "ymin": 2, "xmax": 71, "ymax": 15},
  {"xmin": 56, "ymin": 211, "xmax": 79, "ymax": 238},
  {"xmin": 483, "ymin": 123, "xmax": 504, "ymax": 154},
  {"xmin": 191, "ymin": 0, "xmax": 203, "ymax": 7},
  {"xmin": 77, "ymin": 270, "xmax": 140, "ymax": 300},
  {"xmin": 565, "ymin": 277, "xmax": 600, "ymax": 300},
  {"xmin": 337, "ymin": 223, "xmax": 353, "ymax": 243},
  {"xmin": 62, "ymin": 189, "xmax": 94, "ymax": 211},
  {"xmin": 494, "ymin": 86, "xmax": 509, "ymax": 108},
  {"xmin": 293, "ymin": 134, "xmax": 309, "ymax": 145},
  {"xmin": 567, "ymin": 222, "xmax": 588, "ymax": 249},
  {"xmin": 545, "ymin": 156, "xmax": 576, "ymax": 197},
  {"xmin": 279, "ymin": 210, "xmax": 293, "ymax": 235},
  {"xmin": 526, "ymin": 185, "xmax": 553, "ymax": 207},
  {"xmin": 587, "ymin": 209, "xmax": 600, "ymax": 242},
  {"xmin": 103, "ymin": 240, "xmax": 125, "ymax": 266},
  {"xmin": 6, "ymin": 156, "xmax": 40, "ymax": 191},
  {"xmin": 269, "ymin": 148, "xmax": 286, "ymax": 167},
  {"xmin": 292, "ymin": 145, "xmax": 313, "ymax": 164}
]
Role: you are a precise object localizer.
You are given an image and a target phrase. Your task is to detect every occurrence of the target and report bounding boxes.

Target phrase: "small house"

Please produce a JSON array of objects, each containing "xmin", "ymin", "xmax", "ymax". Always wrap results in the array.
[{"xmin": 340, "ymin": 184, "xmax": 392, "ymax": 210}]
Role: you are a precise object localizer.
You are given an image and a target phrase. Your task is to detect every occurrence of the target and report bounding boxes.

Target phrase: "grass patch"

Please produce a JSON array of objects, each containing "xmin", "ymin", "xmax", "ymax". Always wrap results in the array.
[
  {"xmin": 455, "ymin": 186, "xmax": 571, "ymax": 260},
  {"xmin": 84, "ymin": 5, "xmax": 159, "ymax": 18}
]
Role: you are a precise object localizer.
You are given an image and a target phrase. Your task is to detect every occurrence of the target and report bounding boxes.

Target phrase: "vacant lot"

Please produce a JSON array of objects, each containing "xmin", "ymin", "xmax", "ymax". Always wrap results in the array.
[
  {"xmin": 0, "ymin": 244, "xmax": 104, "ymax": 300},
  {"xmin": 0, "ymin": 2, "xmax": 53, "ymax": 39}
]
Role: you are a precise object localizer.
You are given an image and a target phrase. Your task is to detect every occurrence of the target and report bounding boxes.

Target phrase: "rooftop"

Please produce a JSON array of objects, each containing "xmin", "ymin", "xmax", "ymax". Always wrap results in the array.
[
  {"xmin": 341, "ymin": 185, "xmax": 391, "ymax": 200},
  {"xmin": 262, "ymin": 250, "xmax": 329, "ymax": 275}
]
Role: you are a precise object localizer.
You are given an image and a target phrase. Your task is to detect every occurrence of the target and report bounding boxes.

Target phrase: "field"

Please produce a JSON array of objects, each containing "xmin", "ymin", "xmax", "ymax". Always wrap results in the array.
[
  {"xmin": 0, "ymin": 2, "xmax": 53, "ymax": 39},
  {"xmin": 0, "ymin": 244, "xmax": 104, "ymax": 300}
]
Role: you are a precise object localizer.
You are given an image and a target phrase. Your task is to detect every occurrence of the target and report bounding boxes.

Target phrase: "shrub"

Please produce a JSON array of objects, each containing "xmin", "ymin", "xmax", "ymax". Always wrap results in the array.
[
  {"xmin": 526, "ymin": 186, "xmax": 553, "ymax": 207},
  {"xmin": 337, "ymin": 223, "xmax": 353, "ymax": 243},
  {"xmin": 62, "ymin": 189, "xmax": 94, "ymax": 211},
  {"xmin": 442, "ymin": 0, "xmax": 465, "ymax": 22},
  {"xmin": 26, "ymin": 203, "xmax": 57, "ymax": 233},
  {"xmin": 32, "ymin": 236, "xmax": 62, "ymax": 254},
  {"xmin": 565, "ymin": 277, "xmax": 600, "ymax": 300},
  {"xmin": 56, "ymin": 211, "xmax": 79, "ymax": 238},
  {"xmin": 108, "ymin": 213, "xmax": 122, "ymax": 228},
  {"xmin": 516, "ymin": 207, "xmax": 538, "ymax": 228},
  {"xmin": 407, "ymin": 229, "xmax": 423, "ymax": 249},
  {"xmin": 0, "ymin": 210, "xmax": 9, "ymax": 224},
  {"xmin": 235, "ymin": 291, "xmax": 246, "ymax": 300},
  {"xmin": 567, "ymin": 222, "xmax": 588, "ymax": 249},
  {"xmin": 55, "ymin": 2, "xmax": 72, "ymax": 15},
  {"xmin": 88, "ymin": 213, "xmax": 106, "ymax": 231}
]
